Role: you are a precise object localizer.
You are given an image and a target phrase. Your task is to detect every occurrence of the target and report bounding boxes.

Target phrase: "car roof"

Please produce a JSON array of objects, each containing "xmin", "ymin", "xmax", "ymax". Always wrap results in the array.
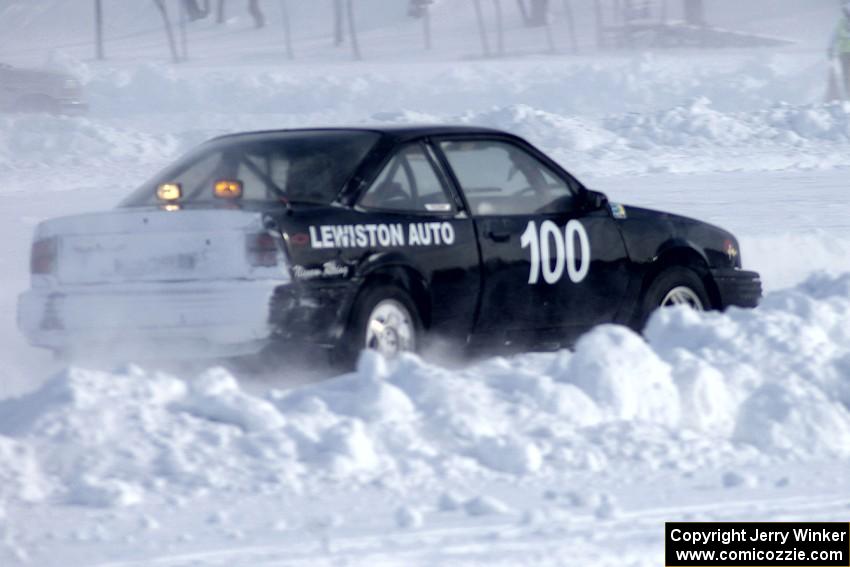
[{"xmin": 210, "ymin": 125, "xmax": 511, "ymax": 144}]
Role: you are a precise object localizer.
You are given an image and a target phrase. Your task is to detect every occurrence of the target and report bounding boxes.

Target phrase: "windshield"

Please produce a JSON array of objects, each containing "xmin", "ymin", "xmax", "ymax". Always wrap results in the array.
[{"xmin": 121, "ymin": 130, "xmax": 380, "ymax": 207}]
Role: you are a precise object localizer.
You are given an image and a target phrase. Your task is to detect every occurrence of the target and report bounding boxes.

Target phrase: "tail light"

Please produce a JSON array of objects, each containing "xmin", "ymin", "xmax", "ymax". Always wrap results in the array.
[
  {"xmin": 31, "ymin": 237, "xmax": 58, "ymax": 275},
  {"xmin": 246, "ymin": 232, "xmax": 279, "ymax": 268}
]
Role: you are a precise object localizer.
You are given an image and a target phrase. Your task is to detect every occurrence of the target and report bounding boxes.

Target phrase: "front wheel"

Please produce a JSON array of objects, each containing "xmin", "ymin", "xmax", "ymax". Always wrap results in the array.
[{"xmin": 637, "ymin": 266, "xmax": 710, "ymax": 329}]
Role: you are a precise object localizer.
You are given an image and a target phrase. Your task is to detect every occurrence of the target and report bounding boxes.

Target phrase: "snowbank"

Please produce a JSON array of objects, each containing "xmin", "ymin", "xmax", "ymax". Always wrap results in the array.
[
  {"xmin": 4, "ymin": 98, "xmax": 850, "ymax": 192},
  {"xmin": 0, "ymin": 115, "xmax": 184, "ymax": 171},
  {"xmin": 68, "ymin": 53, "xmax": 822, "ymax": 117},
  {"xmin": 377, "ymin": 100, "xmax": 850, "ymax": 174},
  {"xmin": 0, "ymin": 54, "xmax": 847, "ymax": 195},
  {"xmin": 1, "ymin": 273, "xmax": 849, "ymax": 509},
  {"xmin": 4, "ymin": 61, "xmax": 850, "ymax": 183},
  {"xmin": 605, "ymin": 98, "xmax": 850, "ymax": 148}
]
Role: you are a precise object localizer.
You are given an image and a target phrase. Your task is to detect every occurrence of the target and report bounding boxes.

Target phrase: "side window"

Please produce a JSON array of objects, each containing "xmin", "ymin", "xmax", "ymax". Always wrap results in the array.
[
  {"xmin": 236, "ymin": 151, "xmax": 294, "ymax": 201},
  {"xmin": 360, "ymin": 144, "xmax": 454, "ymax": 213},
  {"xmin": 439, "ymin": 140, "xmax": 576, "ymax": 216},
  {"xmin": 236, "ymin": 154, "xmax": 269, "ymax": 200}
]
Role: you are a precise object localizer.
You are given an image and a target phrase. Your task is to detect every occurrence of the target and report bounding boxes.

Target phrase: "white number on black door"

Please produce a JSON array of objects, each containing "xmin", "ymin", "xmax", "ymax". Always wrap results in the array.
[{"xmin": 520, "ymin": 220, "xmax": 590, "ymax": 285}]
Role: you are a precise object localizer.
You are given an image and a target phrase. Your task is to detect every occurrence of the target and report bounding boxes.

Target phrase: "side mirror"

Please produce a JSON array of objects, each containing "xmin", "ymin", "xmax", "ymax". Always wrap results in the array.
[{"xmin": 585, "ymin": 189, "xmax": 609, "ymax": 211}]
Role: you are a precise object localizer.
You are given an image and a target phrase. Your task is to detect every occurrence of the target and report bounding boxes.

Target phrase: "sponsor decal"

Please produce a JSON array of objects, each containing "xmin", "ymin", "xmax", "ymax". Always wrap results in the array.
[
  {"xmin": 308, "ymin": 222, "xmax": 456, "ymax": 249},
  {"xmin": 609, "ymin": 202, "xmax": 628, "ymax": 219},
  {"xmin": 292, "ymin": 261, "xmax": 351, "ymax": 280},
  {"xmin": 521, "ymin": 220, "xmax": 591, "ymax": 285}
]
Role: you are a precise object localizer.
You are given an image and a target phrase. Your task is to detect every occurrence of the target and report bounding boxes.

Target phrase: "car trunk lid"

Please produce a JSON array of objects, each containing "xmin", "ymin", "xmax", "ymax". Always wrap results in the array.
[{"xmin": 35, "ymin": 208, "xmax": 287, "ymax": 285}]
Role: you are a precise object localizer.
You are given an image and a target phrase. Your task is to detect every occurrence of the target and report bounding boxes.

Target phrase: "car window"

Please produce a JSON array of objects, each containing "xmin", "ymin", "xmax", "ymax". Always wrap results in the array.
[
  {"xmin": 360, "ymin": 144, "xmax": 454, "ymax": 213},
  {"xmin": 121, "ymin": 130, "xmax": 379, "ymax": 207},
  {"xmin": 439, "ymin": 140, "xmax": 576, "ymax": 216}
]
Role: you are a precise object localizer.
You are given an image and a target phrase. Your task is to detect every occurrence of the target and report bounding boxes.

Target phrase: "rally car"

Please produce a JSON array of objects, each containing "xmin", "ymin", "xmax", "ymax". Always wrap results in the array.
[
  {"xmin": 18, "ymin": 126, "xmax": 761, "ymax": 363},
  {"xmin": 0, "ymin": 62, "xmax": 87, "ymax": 114}
]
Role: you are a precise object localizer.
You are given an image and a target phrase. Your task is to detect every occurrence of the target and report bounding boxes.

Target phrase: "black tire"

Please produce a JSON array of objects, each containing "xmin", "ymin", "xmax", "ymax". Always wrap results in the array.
[
  {"xmin": 637, "ymin": 266, "xmax": 711, "ymax": 329},
  {"xmin": 335, "ymin": 284, "xmax": 423, "ymax": 369}
]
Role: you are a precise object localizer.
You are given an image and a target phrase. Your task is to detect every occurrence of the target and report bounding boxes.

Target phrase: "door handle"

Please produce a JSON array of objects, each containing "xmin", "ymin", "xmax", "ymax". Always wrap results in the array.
[{"xmin": 485, "ymin": 230, "xmax": 511, "ymax": 243}]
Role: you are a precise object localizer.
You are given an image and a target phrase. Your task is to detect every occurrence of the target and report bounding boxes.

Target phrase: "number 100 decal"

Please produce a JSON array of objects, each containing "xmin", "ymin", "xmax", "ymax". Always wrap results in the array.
[{"xmin": 520, "ymin": 220, "xmax": 591, "ymax": 285}]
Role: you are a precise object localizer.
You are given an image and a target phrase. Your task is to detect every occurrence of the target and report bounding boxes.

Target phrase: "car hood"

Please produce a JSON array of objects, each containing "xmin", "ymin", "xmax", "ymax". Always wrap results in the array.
[{"xmin": 618, "ymin": 204, "xmax": 735, "ymax": 238}]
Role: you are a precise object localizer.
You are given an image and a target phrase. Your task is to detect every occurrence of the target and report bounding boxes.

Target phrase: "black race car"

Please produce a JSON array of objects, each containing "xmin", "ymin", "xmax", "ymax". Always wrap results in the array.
[{"xmin": 18, "ymin": 126, "xmax": 761, "ymax": 363}]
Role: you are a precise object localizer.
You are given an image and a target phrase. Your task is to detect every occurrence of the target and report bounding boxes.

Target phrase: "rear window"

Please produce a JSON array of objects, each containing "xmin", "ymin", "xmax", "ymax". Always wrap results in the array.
[{"xmin": 121, "ymin": 130, "xmax": 380, "ymax": 207}]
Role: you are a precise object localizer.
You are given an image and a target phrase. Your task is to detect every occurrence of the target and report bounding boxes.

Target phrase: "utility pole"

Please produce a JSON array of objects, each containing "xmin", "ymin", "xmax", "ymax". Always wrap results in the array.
[{"xmin": 94, "ymin": 0, "xmax": 105, "ymax": 60}]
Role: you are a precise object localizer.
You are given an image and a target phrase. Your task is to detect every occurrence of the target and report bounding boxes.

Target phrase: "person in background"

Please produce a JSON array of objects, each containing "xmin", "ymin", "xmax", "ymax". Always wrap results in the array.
[{"xmin": 828, "ymin": 2, "xmax": 850, "ymax": 100}]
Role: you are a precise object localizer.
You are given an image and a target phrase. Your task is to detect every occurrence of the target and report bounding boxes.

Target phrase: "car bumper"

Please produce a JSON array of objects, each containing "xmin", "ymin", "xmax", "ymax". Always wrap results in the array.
[
  {"xmin": 711, "ymin": 269, "xmax": 762, "ymax": 309},
  {"xmin": 18, "ymin": 281, "xmax": 282, "ymax": 359}
]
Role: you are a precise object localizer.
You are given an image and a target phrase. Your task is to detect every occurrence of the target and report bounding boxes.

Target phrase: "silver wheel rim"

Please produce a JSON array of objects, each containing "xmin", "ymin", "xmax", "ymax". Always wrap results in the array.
[
  {"xmin": 661, "ymin": 286, "xmax": 704, "ymax": 311},
  {"xmin": 365, "ymin": 299, "xmax": 415, "ymax": 357}
]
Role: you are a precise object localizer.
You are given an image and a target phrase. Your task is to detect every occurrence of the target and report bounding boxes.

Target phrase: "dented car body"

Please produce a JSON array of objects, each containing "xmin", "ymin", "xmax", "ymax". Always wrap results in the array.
[{"xmin": 18, "ymin": 126, "xmax": 762, "ymax": 361}]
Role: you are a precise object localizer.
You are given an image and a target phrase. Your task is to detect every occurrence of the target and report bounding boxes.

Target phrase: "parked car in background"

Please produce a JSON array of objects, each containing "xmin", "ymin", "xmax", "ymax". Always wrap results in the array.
[{"xmin": 0, "ymin": 62, "xmax": 87, "ymax": 114}]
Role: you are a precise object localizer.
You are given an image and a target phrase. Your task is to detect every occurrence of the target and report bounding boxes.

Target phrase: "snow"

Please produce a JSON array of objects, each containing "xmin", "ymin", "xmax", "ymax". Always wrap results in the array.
[
  {"xmin": 1, "ymin": 0, "xmax": 850, "ymax": 564},
  {"xmin": 462, "ymin": 495, "xmax": 512, "ymax": 517},
  {"xmin": 15, "ymin": 280, "xmax": 846, "ymax": 564},
  {"xmin": 2, "ymin": 274, "xmax": 850, "ymax": 563}
]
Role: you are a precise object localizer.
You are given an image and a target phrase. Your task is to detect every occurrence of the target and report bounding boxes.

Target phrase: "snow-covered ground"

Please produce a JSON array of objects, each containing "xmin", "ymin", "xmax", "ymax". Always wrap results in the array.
[{"xmin": 2, "ymin": 1, "xmax": 850, "ymax": 565}]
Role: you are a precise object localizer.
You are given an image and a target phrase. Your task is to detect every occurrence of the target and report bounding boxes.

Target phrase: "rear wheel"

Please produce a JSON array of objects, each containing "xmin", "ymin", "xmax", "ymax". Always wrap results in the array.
[
  {"xmin": 364, "ymin": 298, "xmax": 417, "ymax": 356},
  {"xmin": 638, "ymin": 266, "xmax": 710, "ymax": 328},
  {"xmin": 339, "ymin": 284, "xmax": 422, "ymax": 367}
]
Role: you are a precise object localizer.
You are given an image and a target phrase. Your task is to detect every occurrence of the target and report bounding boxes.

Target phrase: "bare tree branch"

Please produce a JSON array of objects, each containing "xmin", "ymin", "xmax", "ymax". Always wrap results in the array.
[
  {"xmin": 281, "ymin": 0, "xmax": 294, "ymax": 59},
  {"xmin": 472, "ymin": 0, "xmax": 491, "ymax": 57},
  {"xmin": 333, "ymin": 0, "xmax": 345, "ymax": 46},
  {"xmin": 94, "ymin": 0, "xmax": 105, "ymax": 60},
  {"xmin": 152, "ymin": 0, "xmax": 181, "ymax": 63},
  {"xmin": 562, "ymin": 0, "xmax": 577, "ymax": 53},
  {"xmin": 248, "ymin": 0, "xmax": 265, "ymax": 28},
  {"xmin": 346, "ymin": 0, "xmax": 362, "ymax": 60},
  {"xmin": 492, "ymin": 0, "xmax": 504, "ymax": 55}
]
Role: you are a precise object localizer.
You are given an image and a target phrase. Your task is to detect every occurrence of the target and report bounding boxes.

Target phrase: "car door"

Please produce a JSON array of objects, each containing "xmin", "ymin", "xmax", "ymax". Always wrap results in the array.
[
  {"xmin": 435, "ymin": 137, "xmax": 631, "ymax": 344},
  {"xmin": 354, "ymin": 141, "xmax": 481, "ymax": 341}
]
